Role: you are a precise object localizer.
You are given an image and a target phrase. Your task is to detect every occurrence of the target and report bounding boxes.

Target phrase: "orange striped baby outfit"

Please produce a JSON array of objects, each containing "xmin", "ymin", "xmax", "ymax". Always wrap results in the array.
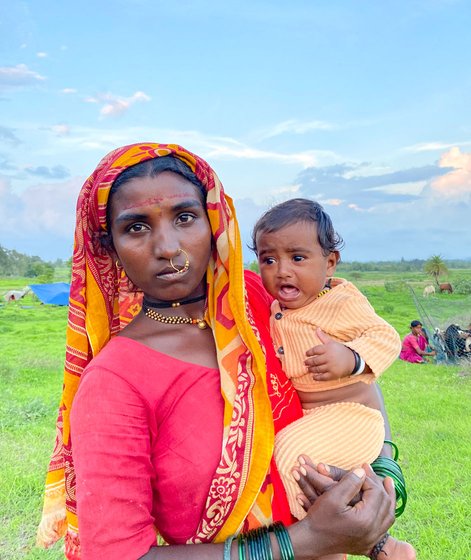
[
  {"xmin": 271, "ymin": 278, "xmax": 400, "ymax": 519},
  {"xmin": 275, "ymin": 402, "xmax": 385, "ymax": 519},
  {"xmin": 270, "ymin": 278, "xmax": 400, "ymax": 392}
]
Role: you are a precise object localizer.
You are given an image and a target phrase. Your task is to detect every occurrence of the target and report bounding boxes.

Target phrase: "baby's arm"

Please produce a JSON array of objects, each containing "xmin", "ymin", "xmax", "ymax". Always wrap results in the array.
[
  {"xmin": 304, "ymin": 327, "xmax": 357, "ymax": 381},
  {"xmin": 305, "ymin": 295, "xmax": 401, "ymax": 381}
]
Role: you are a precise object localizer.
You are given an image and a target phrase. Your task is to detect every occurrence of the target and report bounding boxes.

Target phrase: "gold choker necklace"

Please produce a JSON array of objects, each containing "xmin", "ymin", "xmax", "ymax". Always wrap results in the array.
[{"xmin": 144, "ymin": 306, "xmax": 208, "ymax": 329}]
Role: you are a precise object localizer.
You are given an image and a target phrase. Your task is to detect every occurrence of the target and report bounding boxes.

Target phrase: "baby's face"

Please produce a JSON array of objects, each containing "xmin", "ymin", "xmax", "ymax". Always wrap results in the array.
[{"xmin": 256, "ymin": 221, "xmax": 337, "ymax": 309}]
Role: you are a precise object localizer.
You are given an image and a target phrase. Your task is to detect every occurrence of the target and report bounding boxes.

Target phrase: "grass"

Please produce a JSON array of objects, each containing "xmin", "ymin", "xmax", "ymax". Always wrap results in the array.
[{"xmin": 1, "ymin": 273, "xmax": 470, "ymax": 559}]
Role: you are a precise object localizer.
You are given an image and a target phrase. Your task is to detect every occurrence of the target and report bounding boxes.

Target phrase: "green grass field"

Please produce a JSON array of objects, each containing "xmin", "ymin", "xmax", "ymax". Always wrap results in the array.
[{"xmin": 1, "ymin": 273, "xmax": 470, "ymax": 559}]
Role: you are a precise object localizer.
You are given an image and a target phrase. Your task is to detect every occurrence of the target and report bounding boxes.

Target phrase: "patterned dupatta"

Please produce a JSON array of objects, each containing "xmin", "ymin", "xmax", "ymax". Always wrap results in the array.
[{"xmin": 37, "ymin": 143, "xmax": 284, "ymax": 558}]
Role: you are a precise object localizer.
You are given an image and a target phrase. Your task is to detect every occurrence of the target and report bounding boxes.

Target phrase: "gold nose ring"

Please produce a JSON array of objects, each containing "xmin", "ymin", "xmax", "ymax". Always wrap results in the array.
[{"xmin": 169, "ymin": 248, "xmax": 190, "ymax": 274}]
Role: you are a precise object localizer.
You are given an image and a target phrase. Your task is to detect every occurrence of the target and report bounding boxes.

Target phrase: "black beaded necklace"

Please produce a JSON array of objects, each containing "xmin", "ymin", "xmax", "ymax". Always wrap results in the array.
[
  {"xmin": 142, "ymin": 293, "xmax": 206, "ymax": 309},
  {"xmin": 142, "ymin": 294, "xmax": 208, "ymax": 329}
]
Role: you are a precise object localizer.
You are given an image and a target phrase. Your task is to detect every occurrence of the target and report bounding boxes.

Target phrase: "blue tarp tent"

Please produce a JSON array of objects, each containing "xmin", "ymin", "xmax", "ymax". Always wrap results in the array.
[{"xmin": 29, "ymin": 283, "xmax": 70, "ymax": 306}]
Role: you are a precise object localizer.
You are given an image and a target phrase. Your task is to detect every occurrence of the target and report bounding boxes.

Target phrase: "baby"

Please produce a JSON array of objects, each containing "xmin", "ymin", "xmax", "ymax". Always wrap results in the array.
[{"xmin": 252, "ymin": 198, "xmax": 414, "ymax": 560}]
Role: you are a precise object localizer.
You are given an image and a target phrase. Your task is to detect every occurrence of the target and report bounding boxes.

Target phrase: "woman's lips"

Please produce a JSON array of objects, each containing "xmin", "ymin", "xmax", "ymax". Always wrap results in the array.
[{"xmin": 156, "ymin": 269, "xmax": 189, "ymax": 281}]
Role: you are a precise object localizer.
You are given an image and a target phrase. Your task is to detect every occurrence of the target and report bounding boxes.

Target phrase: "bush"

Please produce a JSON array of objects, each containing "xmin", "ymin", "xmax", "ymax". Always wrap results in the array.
[
  {"xmin": 454, "ymin": 279, "xmax": 471, "ymax": 295},
  {"xmin": 384, "ymin": 280, "xmax": 407, "ymax": 292}
]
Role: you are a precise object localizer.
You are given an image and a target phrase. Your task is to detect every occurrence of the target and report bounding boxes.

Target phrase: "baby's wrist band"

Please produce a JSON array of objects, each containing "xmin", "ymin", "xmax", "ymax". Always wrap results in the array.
[{"xmin": 350, "ymin": 349, "xmax": 366, "ymax": 376}]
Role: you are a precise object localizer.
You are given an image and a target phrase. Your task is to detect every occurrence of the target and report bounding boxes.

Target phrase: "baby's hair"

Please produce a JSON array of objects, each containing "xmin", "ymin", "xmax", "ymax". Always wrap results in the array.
[
  {"xmin": 250, "ymin": 198, "xmax": 344, "ymax": 257},
  {"xmin": 102, "ymin": 155, "xmax": 206, "ymax": 248}
]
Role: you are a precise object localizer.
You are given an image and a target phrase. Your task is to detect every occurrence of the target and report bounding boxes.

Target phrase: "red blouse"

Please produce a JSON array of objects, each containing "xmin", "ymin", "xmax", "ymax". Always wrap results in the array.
[
  {"xmin": 71, "ymin": 337, "xmax": 224, "ymax": 558},
  {"xmin": 70, "ymin": 272, "xmax": 302, "ymax": 559}
]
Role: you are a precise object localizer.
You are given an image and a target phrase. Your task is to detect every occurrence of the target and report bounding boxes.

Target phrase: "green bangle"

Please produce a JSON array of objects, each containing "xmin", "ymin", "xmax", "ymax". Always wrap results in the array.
[
  {"xmin": 241, "ymin": 526, "xmax": 274, "ymax": 560},
  {"xmin": 247, "ymin": 528, "xmax": 262, "ymax": 560},
  {"xmin": 271, "ymin": 522, "xmax": 295, "ymax": 560},
  {"xmin": 383, "ymin": 440, "xmax": 399, "ymax": 460},
  {"xmin": 237, "ymin": 534, "xmax": 247, "ymax": 560},
  {"xmin": 371, "ymin": 455, "xmax": 407, "ymax": 517},
  {"xmin": 224, "ymin": 534, "xmax": 236, "ymax": 560},
  {"xmin": 260, "ymin": 527, "xmax": 274, "ymax": 560}
]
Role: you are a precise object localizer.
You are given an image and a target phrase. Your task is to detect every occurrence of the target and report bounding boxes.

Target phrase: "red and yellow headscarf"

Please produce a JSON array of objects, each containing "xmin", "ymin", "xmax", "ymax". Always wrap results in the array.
[{"xmin": 37, "ymin": 143, "xmax": 281, "ymax": 558}]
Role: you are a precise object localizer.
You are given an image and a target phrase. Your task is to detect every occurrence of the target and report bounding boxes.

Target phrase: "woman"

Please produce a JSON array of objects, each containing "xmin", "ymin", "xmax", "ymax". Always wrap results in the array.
[
  {"xmin": 37, "ymin": 143, "xmax": 395, "ymax": 559},
  {"xmin": 400, "ymin": 320, "xmax": 436, "ymax": 363}
]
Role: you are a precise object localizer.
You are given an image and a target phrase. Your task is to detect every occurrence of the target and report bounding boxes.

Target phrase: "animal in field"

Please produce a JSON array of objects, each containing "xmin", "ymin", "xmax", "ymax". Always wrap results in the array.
[
  {"xmin": 423, "ymin": 285, "xmax": 435, "ymax": 297},
  {"xmin": 439, "ymin": 282, "xmax": 453, "ymax": 294},
  {"xmin": 3, "ymin": 288, "xmax": 30, "ymax": 302},
  {"xmin": 444, "ymin": 324, "xmax": 471, "ymax": 359}
]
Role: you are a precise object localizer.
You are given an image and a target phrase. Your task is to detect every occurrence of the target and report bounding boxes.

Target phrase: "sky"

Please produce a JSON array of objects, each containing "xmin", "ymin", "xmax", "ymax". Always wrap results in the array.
[{"xmin": 1, "ymin": 0, "xmax": 471, "ymax": 263}]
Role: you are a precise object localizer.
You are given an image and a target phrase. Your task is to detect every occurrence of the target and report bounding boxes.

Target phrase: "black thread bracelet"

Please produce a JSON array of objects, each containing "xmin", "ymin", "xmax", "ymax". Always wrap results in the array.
[{"xmin": 369, "ymin": 533, "xmax": 390, "ymax": 560}]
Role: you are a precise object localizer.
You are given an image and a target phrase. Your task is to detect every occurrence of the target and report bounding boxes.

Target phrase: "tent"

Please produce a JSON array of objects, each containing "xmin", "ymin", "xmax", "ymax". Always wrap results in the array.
[{"xmin": 29, "ymin": 282, "xmax": 70, "ymax": 306}]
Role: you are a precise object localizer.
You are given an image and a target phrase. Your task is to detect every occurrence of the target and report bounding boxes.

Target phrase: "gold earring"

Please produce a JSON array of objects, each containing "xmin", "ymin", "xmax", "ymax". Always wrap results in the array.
[{"xmin": 169, "ymin": 249, "xmax": 190, "ymax": 274}]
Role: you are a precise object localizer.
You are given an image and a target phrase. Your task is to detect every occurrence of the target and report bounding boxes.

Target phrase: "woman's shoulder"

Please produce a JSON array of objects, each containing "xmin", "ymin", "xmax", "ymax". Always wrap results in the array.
[{"xmin": 244, "ymin": 269, "xmax": 273, "ymax": 321}]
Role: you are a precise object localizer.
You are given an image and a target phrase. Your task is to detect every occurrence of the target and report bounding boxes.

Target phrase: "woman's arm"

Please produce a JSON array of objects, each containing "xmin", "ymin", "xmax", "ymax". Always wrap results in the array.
[
  {"xmin": 408, "ymin": 335, "xmax": 436, "ymax": 357},
  {"xmin": 71, "ymin": 367, "xmax": 158, "ymax": 560},
  {"xmin": 375, "ymin": 384, "xmax": 393, "ymax": 458},
  {"xmin": 139, "ymin": 467, "xmax": 394, "ymax": 559}
]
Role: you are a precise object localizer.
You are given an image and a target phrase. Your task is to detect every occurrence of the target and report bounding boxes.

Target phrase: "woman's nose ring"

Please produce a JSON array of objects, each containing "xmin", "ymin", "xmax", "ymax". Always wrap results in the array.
[{"xmin": 169, "ymin": 249, "xmax": 190, "ymax": 274}]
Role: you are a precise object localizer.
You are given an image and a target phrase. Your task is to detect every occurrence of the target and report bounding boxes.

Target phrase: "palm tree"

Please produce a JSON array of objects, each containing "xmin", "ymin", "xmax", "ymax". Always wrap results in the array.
[{"xmin": 424, "ymin": 255, "xmax": 448, "ymax": 287}]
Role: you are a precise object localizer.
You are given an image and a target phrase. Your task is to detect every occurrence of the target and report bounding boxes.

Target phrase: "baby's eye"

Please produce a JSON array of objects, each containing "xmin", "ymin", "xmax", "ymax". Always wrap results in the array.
[
  {"xmin": 263, "ymin": 257, "xmax": 276, "ymax": 265},
  {"xmin": 293, "ymin": 255, "xmax": 305, "ymax": 262},
  {"xmin": 176, "ymin": 213, "xmax": 196, "ymax": 224}
]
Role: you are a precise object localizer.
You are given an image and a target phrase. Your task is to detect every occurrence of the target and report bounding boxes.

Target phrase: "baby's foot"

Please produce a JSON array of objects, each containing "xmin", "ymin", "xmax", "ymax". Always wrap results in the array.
[{"xmin": 375, "ymin": 535, "xmax": 416, "ymax": 560}]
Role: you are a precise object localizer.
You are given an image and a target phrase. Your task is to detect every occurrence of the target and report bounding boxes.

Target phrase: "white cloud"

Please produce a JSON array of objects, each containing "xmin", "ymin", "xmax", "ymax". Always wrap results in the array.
[
  {"xmin": 83, "ymin": 91, "xmax": 152, "ymax": 118},
  {"xmin": 0, "ymin": 175, "xmax": 82, "ymax": 241},
  {"xmin": 206, "ymin": 141, "xmax": 339, "ymax": 167},
  {"xmin": 36, "ymin": 52, "xmax": 47, "ymax": 58},
  {"xmin": 0, "ymin": 64, "xmax": 45, "ymax": 90},
  {"xmin": 368, "ymin": 180, "xmax": 427, "ymax": 195},
  {"xmin": 323, "ymin": 198, "xmax": 343, "ymax": 206},
  {"xmin": 430, "ymin": 147, "xmax": 471, "ymax": 199},
  {"xmin": 61, "ymin": 88, "xmax": 77, "ymax": 94},
  {"xmin": 403, "ymin": 140, "xmax": 471, "ymax": 153},
  {"xmin": 51, "ymin": 124, "xmax": 71, "ymax": 136},
  {"xmin": 259, "ymin": 118, "xmax": 336, "ymax": 139}
]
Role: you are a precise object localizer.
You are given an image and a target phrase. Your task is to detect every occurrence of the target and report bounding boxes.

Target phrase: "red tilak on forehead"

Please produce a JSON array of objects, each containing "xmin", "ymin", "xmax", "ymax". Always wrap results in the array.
[{"xmin": 120, "ymin": 193, "xmax": 200, "ymax": 212}]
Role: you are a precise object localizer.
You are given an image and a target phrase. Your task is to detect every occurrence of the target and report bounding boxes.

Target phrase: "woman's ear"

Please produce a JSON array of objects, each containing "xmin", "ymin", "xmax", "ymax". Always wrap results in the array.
[{"xmin": 99, "ymin": 231, "xmax": 115, "ymax": 253}]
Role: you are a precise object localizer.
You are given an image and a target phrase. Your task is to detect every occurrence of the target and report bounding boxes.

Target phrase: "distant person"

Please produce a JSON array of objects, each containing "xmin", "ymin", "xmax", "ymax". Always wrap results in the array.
[
  {"xmin": 251, "ymin": 198, "xmax": 415, "ymax": 560},
  {"xmin": 400, "ymin": 320, "xmax": 436, "ymax": 363}
]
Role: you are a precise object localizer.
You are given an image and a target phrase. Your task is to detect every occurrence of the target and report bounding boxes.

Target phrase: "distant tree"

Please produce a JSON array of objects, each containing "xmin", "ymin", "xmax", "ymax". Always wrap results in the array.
[
  {"xmin": 424, "ymin": 255, "xmax": 449, "ymax": 287},
  {"xmin": 245, "ymin": 260, "xmax": 259, "ymax": 273}
]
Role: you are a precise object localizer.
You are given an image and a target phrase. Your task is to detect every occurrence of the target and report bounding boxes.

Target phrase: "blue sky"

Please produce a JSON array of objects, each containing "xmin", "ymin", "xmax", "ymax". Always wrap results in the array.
[{"xmin": 1, "ymin": 0, "xmax": 470, "ymax": 262}]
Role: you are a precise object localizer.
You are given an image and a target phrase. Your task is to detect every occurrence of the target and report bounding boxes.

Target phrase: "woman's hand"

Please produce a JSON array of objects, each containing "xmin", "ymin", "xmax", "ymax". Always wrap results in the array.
[
  {"xmin": 293, "ymin": 456, "xmax": 365, "ymax": 510},
  {"xmin": 289, "ymin": 457, "xmax": 396, "ymax": 558}
]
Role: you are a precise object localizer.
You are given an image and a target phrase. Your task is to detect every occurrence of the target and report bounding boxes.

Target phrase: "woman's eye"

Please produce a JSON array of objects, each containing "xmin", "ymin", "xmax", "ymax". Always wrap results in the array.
[
  {"xmin": 176, "ymin": 213, "xmax": 196, "ymax": 224},
  {"xmin": 127, "ymin": 223, "xmax": 148, "ymax": 233}
]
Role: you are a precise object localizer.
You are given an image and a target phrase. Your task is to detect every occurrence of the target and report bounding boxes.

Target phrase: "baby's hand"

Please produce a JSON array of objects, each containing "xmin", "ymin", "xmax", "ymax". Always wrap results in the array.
[
  {"xmin": 292, "ymin": 455, "xmax": 363, "ymax": 511},
  {"xmin": 304, "ymin": 328, "xmax": 356, "ymax": 380},
  {"xmin": 292, "ymin": 455, "xmax": 337, "ymax": 511}
]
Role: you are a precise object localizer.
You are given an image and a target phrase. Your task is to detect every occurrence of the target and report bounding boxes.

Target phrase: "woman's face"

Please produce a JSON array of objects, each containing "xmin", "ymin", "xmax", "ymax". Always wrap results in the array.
[
  {"xmin": 109, "ymin": 171, "xmax": 212, "ymax": 302},
  {"xmin": 411, "ymin": 324, "xmax": 423, "ymax": 336}
]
